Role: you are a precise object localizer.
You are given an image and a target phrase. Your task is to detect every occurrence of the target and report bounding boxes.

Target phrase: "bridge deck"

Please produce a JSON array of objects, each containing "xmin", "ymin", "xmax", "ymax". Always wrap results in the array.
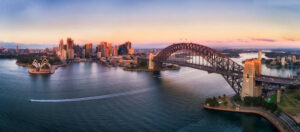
[
  {"xmin": 164, "ymin": 60, "xmax": 243, "ymax": 77},
  {"xmin": 255, "ymin": 75, "xmax": 300, "ymax": 85},
  {"xmin": 162, "ymin": 60, "xmax": 300, "ymax": 85}
]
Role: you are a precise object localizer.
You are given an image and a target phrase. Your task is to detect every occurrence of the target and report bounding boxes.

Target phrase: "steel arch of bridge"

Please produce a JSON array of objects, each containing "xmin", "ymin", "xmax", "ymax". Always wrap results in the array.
[{"xmin": 153, "ymin": 43, "xmax": 244, "ymax": 94}]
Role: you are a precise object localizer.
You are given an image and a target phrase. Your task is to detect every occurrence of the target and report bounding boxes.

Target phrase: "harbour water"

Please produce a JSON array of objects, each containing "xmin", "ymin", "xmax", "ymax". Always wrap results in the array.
[{"xmin": 0, "ymin": 53, "xmax": 285, "ymax": 132}]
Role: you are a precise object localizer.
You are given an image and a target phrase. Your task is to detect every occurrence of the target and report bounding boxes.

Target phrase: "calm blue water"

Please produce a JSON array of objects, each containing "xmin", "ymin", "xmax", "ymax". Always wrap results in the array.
[{"xmin": 0, "ymin": 55, "xmax": 278, "ymax": 132}]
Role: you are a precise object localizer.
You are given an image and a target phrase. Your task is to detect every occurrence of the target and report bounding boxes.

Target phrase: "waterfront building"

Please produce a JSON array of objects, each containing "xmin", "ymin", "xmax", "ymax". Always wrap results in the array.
[
  {"xmin": 28, "ymin": 57, "xmax": 54, "ymax": 74},
  {"xmin": 0, "ymin": 45, "xmax": 3, "ymax": 50},
  {"xmin": 85, "ymin": 43, "xmax": 93, "ymax": 58},
  {"xmin": 281, "ymin": 57, "xmax": 286, "ymax": 67}
]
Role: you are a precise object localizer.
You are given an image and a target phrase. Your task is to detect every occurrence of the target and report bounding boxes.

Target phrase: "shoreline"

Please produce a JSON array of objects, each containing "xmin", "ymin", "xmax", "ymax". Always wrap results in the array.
[
  {"xmin": 123, "ymin": 67, "xmax": 180, "ymax": 72},
  {"xmin": 16, "ymin": 62, "xmax": 31, "ymax": 67},
  {"xmin": 204, "ymin": 105, "xmax": 292, "ymax": 132}
]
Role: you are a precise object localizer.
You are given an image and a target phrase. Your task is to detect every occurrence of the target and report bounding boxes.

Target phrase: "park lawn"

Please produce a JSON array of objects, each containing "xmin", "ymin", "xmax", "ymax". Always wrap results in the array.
[
  {"xmin": 278, "ymin": 90, "xmax": 300, "ymax": 116},
  {"xmin": 217, "ymin": 97, "xmax": 233, "ymax": 108}
]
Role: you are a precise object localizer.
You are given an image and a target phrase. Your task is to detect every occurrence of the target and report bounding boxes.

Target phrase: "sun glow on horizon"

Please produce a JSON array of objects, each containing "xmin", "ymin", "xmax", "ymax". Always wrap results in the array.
[{"xmin": 0, "ymin": 0, "xmax": 300, "ymax": 48}]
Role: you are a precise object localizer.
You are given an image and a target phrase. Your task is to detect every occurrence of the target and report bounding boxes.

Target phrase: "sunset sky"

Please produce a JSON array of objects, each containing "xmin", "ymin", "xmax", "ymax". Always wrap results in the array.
[{"xmin": 1, "ymin": 0, "xmax": 300, "ymax": 48}]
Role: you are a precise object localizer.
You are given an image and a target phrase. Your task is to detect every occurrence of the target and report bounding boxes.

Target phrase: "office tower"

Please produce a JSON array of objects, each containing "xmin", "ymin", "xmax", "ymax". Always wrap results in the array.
[
  {"xmin": 85, "ymin": 43, "xmax": 93, "ymax": 58},
  {"xmin": 108, "ymin": 43, "xmax": 113, "ymax": 56},
  {"xmin": 66, "ymin": 38, "xmax": 74, "ymax": 50},
  {"xmin": 118, "ymin": 41, "xmax": 132, "ymax": 55},
  {"xmin": 61, "ymin": 49, "xmax": 67, "ymax": 61},
  {"xmin": 113, "ymin": 45, "xmax": 118, "ymax": 56},
  {"xmin": 99, "ymin": 42, "xmax": 107, "ymax": 57},
  {"xmin": 67, "ymin": 49, "xmax": 74, "ymax": 59},
  {"xmin": 73, "ymin": 45, "xmax": 83, "ymax": 58}
]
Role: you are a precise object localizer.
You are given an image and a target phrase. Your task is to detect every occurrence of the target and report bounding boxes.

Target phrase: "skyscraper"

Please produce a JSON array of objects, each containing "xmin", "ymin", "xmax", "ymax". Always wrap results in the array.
[
  {"xmin": 85, "ymin": 43, "xmax": 93, "ymax": 58},
  {"xmin": 100, "ymin": 41, "xmax": 107, "ymax": 57},
  {"xmin": 59, "ymin": 39, "xmax": 64, "ymax": 51},
  {"xmin": 66, "ymin": 38, "xmax": 74, "ymax": 50},
  {"xmin": 66, "ymin": 38, "xmax": 74, "ymax": 59},
  {"xmin": 118, "ymin": 41, "xmax": 132, "ymax": 55},
  {"xmin": 113, "ymin": 45, "xmax": 118, "ymax": 56},
  {"xmin": 96, "ymin": 44, "xmax": 103, "ymax": 59},
  {"xmin": 108, "ymin": 43, "xmax": 113, "ymax": 56}
]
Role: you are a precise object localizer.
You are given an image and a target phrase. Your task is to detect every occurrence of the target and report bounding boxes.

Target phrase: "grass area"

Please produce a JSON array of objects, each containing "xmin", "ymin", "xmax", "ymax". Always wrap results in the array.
[
  {"xmin": 220, "ymin": 97, "xmax": 234, "ymax": 108},
  {"xmin": 278, "ymin": 90, "xmax": 300, "ymax": 116},
  {"xmin": 205, "ymin": 95, "xmax": 234, "ymax": 108}
]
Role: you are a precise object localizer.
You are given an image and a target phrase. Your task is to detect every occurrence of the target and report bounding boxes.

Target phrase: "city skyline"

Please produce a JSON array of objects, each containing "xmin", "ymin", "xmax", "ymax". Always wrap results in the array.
[{"xmin": 1, "ymin": 0, "xmax": 300, "ymax": 48}]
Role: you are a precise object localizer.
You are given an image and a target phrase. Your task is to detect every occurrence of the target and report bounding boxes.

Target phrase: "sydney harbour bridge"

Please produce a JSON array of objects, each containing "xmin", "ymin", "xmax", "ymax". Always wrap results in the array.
[{"xmin": 144, "ymin": 43, "xmax": 300, "ymax": 96}]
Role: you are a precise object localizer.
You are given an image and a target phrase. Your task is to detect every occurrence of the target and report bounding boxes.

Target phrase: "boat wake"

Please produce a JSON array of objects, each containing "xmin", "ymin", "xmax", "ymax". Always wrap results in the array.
[{"xmin": 30, "ymin": 89, "xmax": 151, "ymax": 103}]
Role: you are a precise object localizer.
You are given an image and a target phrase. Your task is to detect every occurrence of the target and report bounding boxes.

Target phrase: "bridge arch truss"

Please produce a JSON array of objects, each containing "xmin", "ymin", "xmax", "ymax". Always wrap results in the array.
[{"xmin": 153, "ymin": 43, "xmax": 244, "ymax": 94}]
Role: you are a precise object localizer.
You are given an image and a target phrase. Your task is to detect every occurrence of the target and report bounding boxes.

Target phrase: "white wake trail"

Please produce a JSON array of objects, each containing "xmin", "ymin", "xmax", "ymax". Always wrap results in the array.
[{"xmin": 30, "ymin": 89, "xmax": 151, "ymax": 103}]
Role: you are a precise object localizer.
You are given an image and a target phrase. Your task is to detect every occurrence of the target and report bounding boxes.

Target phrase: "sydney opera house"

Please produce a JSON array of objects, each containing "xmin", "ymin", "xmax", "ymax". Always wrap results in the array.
[{"xmin": 28, "ymin": 57, "xmax": 55, "ymax": 74}]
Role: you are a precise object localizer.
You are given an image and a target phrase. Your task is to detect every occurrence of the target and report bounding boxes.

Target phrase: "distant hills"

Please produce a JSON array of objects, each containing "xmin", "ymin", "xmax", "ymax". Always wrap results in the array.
[{"xmin": 0, "ymin": 41, "xmax": 56, "ymax": 49}]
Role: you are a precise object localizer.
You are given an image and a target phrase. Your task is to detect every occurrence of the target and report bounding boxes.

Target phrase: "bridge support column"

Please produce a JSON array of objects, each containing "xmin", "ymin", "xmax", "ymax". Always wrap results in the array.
[
  {"xmin": 241, "ymin": 59, "xmax": 262, "ymax": 99},
  {"xmin": 148, "ymin": 53, "xmax": 154, "ymax": 70},
  {"xmin": 277, "ymin": 89, "xmax": 281, "ymax": 103}
]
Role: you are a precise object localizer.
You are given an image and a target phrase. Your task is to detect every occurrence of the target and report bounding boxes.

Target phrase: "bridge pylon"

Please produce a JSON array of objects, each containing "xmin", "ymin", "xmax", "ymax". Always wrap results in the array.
[
  {"xmin": 241, "ymin": 59, "xmax": 262, "ymax": 99},
  {"xmin": 148, "ymin": 53, "xmax": 155, "ymax": 70}
]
